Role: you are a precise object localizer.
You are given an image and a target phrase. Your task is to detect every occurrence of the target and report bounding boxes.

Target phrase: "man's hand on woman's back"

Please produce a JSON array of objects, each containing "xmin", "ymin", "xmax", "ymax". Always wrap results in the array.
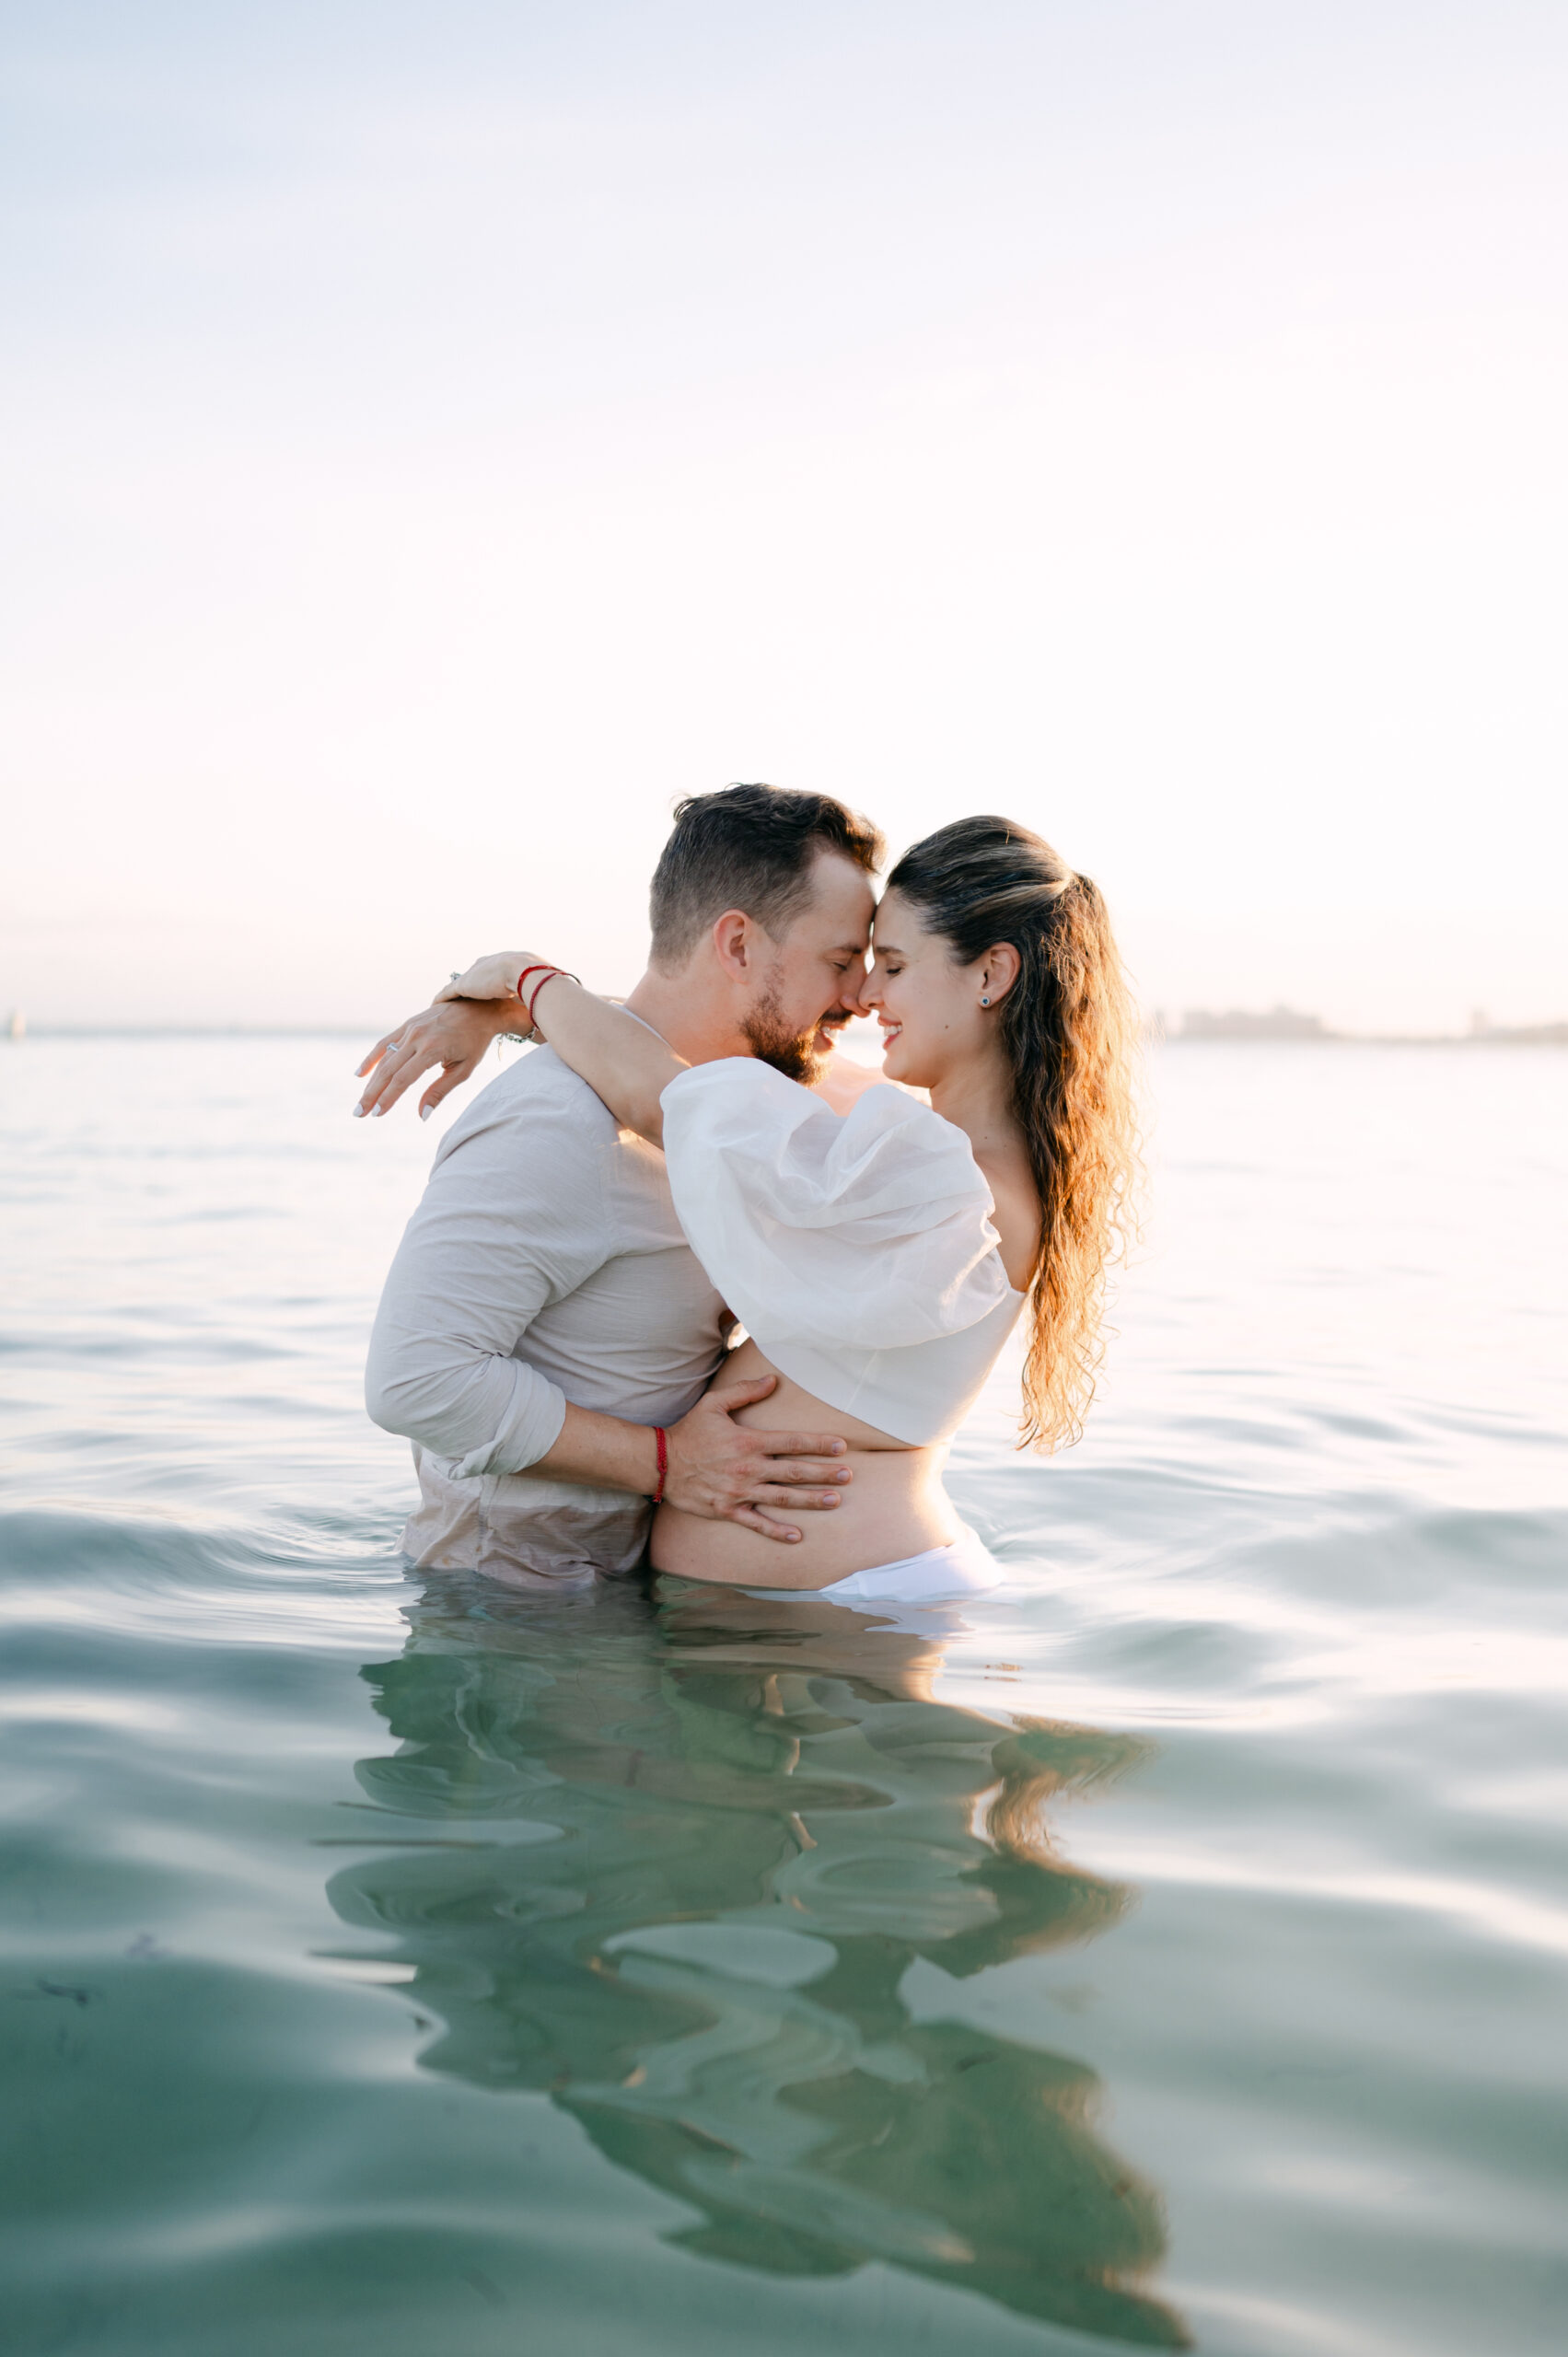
[{"xmin": 663, "ymin": 1373, "xmax": 853, "ymax": 1542}]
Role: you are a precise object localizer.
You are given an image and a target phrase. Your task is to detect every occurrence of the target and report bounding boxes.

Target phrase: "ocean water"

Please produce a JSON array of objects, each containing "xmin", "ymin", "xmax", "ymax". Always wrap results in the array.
[{"xmin": 2, "ymin": 1033, "xmax": 1565, "ymax": 2357}]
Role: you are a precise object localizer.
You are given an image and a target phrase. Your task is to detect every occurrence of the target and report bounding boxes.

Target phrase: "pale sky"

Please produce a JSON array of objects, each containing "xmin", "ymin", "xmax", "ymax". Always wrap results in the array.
[{"xmin": 3, "ymin": 0, "xmax": 1564, "ymax": 1031}]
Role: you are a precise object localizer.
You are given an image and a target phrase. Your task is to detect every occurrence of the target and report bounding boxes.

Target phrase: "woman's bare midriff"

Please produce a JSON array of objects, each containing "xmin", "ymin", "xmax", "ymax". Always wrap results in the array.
[{"xmin": 649, "ymin": 1338, "xmax": 960, "ymax": 1590}]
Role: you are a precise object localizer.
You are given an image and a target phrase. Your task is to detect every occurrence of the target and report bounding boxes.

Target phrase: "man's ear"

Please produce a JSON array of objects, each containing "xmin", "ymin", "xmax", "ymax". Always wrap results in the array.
[
  {"xmin": 710, "ymin": 909, "xmax": 757, "ymax": 982},
  {"xmin": 981, "ymin": 941, "xmax": 1023, "ymax": 1004}
]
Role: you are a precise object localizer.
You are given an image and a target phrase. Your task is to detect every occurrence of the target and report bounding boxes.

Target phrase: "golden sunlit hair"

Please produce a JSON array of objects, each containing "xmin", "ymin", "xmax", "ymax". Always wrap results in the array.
[{"xmin": 887, "ymin": 815, "xmax": 1142, "ymax": 1451}]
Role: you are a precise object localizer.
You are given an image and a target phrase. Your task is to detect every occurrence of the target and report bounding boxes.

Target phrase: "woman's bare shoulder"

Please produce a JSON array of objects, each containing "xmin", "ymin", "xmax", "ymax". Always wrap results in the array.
[{"xmin": 976, "ymin": 1155, "xmax": 1041, "ymax": 1293}]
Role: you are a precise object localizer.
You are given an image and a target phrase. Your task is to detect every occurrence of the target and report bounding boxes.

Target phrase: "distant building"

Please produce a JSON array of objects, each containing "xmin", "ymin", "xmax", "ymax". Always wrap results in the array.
[
  {"xmin": 1179, "ymin": 1005, "xmax": 1332, "ymax": 1041},
  {"xmin": 1166, "ymin": 1003, "xmax": 1565, "ymax": 1047},
  {"xmin": 1462, "ymin": 1019, "xmax": 1568, "ymax": 1047}
]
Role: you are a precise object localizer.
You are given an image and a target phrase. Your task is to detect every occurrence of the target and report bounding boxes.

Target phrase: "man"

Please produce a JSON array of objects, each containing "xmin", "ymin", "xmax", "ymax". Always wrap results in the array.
[{"xmin": 356, "ymin": 783, "xmax": 884, "ymax": 1590}]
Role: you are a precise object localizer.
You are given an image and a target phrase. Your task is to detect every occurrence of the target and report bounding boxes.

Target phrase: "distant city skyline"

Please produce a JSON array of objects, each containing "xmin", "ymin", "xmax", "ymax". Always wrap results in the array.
[
  {"xmin": 3, "ymin": 3, "xmax": 1564, "ymax": 1031},
  {"xmin": 1164, "ymin": 1004, "xmax": 1567, "ymax": 1044},
  {"xmin": 5, "ymin": 895, "xmax": 1563, "ymax": 1040}
]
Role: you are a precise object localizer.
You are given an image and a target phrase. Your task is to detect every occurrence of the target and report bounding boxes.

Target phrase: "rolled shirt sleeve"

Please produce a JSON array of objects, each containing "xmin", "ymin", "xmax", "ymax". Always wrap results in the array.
[{"xmin": 365, "ymin": 1075, "xmax": 613, "ymax": 1476}]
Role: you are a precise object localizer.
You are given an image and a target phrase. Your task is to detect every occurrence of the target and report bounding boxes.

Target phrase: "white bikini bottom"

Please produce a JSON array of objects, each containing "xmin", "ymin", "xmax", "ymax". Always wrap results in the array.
[{"xmin": 748, "ymin": 1523, "xmax": 1003, "ymax": 1608}]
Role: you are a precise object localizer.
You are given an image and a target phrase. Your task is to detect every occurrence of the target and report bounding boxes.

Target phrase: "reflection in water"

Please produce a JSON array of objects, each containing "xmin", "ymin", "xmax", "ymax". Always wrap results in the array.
[{"xmin": 329, "ymin": 1576, "xmax": 1188, "ymax": 2348}]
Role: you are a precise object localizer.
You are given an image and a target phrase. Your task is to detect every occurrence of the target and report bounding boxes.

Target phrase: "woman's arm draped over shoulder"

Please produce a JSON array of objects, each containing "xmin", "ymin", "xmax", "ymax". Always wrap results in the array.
[
  {"xmin": 528, "ymin": 975, "xmax": 683, "ymax": 1144},
  {"xmin": 429, "ymin": 953, "xmax": 686, "ymax": 1144}
]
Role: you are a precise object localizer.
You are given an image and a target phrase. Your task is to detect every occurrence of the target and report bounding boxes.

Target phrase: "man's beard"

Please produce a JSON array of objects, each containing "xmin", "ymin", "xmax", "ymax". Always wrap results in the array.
[{"xmin": 741, "ymin": 984, "xmax": 840, "ymax": 1086}]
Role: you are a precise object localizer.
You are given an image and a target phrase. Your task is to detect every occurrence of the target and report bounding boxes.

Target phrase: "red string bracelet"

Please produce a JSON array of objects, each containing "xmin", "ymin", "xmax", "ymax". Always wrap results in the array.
[
  {"xmin": 650, "ymin": 1425, "xmax": 668, "ymax": 1505},
  {"xmin": 514, "ymin": 963, "xmax": 557, "ymax": 1004},
  {"xmin": 525, "ymin": 966, "xmax": 580, "ymax": 1028}
]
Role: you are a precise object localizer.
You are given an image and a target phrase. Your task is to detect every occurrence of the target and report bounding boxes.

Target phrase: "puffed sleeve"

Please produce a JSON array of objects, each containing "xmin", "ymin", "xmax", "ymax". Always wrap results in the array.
[{"xmin": 658, "ymin": 1059, "xmax": 1012, "ymax": 1354}]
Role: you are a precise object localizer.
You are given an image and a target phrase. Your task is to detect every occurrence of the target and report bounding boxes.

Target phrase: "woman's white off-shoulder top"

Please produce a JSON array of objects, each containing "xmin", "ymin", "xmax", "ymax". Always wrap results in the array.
[{"xmin": 659, "ymin": 1060, "xmax": 1025, "ymax": 1446}]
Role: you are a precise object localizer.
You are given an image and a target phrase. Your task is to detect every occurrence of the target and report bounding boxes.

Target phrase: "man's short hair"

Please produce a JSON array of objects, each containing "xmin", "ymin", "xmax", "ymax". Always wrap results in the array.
[{"xmin": 647, "ymin": 783, "xmax": 884, "ymax": 970}]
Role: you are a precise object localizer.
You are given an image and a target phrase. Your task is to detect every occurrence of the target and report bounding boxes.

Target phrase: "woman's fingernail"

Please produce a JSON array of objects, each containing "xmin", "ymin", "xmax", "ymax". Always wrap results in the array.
[
  {"xmin": 419, "ymin": 1104, "xmax": 432, "ymax": 1122},
  {"xmin": 352, "ymin": 1105, "xmax": 365, "ymax": 1119},
  {"xmin": 370, "ymin": 1106, "xmax": 383, "ymax": 1119}
]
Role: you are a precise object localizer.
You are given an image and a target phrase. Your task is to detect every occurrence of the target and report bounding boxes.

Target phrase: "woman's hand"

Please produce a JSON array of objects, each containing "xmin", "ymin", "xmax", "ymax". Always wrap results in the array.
[
  {"xmin": 435, "ymin": 953, "xmax": 541, "ymax": 1006},
  {"xmin": 354, "ymin": 997, "xmax": 517, "ymax": 1121}
]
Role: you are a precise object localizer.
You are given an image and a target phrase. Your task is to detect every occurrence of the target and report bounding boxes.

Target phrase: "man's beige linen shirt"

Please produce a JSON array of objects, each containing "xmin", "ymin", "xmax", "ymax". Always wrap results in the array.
[{"xmin": 366, "ymin": 1044, "xmax": 732, "ymax": 1589}]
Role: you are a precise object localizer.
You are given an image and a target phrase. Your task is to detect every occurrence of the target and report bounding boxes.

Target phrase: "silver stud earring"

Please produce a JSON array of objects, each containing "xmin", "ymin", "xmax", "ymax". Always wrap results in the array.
[{"xmin": 980, "ymin": 994, "xmax": 991, "ymax": 1007}]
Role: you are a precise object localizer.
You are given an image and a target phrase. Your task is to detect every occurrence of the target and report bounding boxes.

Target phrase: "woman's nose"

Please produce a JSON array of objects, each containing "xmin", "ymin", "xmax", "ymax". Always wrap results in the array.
[{"xmin": 848, "ymin": 967, "xmax": 879, "ymax": 1016}]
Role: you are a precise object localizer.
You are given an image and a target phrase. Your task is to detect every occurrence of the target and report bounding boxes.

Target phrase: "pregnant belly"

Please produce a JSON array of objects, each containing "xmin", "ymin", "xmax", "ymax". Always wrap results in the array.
[{"xmin": 649, "ymin": 1341, "xmax": 958, "ymax": 1591}]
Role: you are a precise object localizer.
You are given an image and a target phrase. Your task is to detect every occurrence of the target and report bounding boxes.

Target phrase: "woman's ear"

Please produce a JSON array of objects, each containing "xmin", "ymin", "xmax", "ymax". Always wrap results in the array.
[{"xmin": 980, "ymin": 941, "xmax": 1022, "ymax": 1006}]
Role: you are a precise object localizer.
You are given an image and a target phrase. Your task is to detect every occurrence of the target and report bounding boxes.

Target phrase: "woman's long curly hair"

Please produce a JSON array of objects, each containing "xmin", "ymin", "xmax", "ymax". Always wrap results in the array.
[{"xmin": 887, "ymin": 816, "xmax": 1142, "ymax": 1452}]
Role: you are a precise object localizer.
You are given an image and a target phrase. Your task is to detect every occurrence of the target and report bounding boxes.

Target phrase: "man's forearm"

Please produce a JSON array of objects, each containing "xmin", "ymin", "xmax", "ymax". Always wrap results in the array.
[
  {"xmin": 516, "ymin": 1383, "xmax": 856, "ymax": 1543},
  {"xmin": 519, "ymin": 1402, "xmax": 662, "ymax": 1497}
]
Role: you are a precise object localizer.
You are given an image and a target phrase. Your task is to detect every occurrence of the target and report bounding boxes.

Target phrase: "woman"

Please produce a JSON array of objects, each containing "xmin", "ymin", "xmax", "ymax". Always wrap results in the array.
[{"xmin": 441, "ymin": 817, "xmax": 1138, "ymax": 1603}]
